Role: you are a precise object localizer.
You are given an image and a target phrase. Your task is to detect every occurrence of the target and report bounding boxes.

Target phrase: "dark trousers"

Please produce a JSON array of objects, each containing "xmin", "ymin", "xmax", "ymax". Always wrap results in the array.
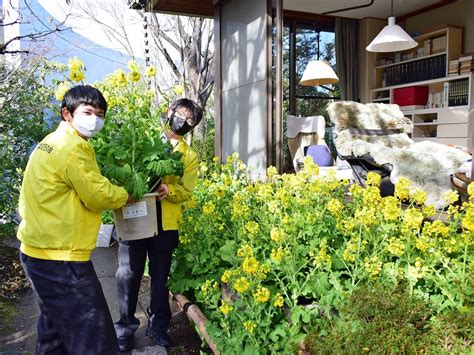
[
  {"xmin": 20, "ymin": 252, "xmax": 118, "ymax": 355},
  {"xmin": 114, "ymin": 203, "xmax": 178, "ymax": 338}
]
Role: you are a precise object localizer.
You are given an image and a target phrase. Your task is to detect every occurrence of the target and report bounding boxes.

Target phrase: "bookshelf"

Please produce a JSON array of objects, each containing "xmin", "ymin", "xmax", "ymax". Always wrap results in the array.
[{"xmin": 369, "ymin": 26, "xmax": 473, "ymax": 148}]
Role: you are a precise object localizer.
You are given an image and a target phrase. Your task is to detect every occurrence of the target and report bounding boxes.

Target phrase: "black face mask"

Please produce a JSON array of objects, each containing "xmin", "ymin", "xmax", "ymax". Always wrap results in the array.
[{"xmin": 168, "ymin": 109, "xmax": 192, "ymax": 136}]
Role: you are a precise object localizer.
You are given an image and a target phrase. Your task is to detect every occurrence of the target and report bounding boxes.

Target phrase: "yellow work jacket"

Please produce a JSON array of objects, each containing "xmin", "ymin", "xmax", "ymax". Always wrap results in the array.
[
  {"xmin": 161, "ymin": 138, "xmax": 198, "ymax": 230},
  {"xmin": 17, "ymin": 121, "xmax": 128, "ymax": 261}
]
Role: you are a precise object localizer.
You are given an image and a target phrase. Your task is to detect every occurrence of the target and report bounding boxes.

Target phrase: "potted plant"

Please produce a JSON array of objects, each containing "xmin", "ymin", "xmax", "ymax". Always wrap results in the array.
[{"xmin": 91, "ymin": 62, "xmax": 184, "ymax": 240}]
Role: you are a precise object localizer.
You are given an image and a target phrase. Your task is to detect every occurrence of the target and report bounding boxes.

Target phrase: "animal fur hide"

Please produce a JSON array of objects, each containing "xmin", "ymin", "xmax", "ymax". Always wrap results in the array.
[{"xmin": 327, "ymin": 101, "xmax": 471, "ymax": 209}]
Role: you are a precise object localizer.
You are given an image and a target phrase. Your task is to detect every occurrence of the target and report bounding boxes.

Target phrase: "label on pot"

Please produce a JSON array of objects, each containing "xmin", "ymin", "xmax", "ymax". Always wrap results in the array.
[{"xmin": 122, "ymin": 201, "xmax": 148, "ymax": 219}]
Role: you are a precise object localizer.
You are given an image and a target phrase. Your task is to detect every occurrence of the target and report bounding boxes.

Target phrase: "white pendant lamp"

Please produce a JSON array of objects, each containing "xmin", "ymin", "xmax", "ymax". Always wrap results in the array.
[
  {"xmin": 299, "ymin": 60, "xmax": 339, "ymax": 86},
  {"xmin": 366, "ymin": 0, "xmax": 418, "ymax": 52}
]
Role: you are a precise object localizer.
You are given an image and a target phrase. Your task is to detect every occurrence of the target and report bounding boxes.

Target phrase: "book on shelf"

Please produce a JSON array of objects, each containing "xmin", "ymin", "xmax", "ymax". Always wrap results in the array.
[
  {"xmin": 448, "ymin": 78, "xmax": 469, "ymax": 106},
  {"xmin": 448, "ymin": 59, "xmax": 459, "ymax": 76},
  {"xmin": 458, "ymin": 53, "xmax": 474, "ymax": 61},
  {"xmin": 382, "ymin": 54, "xmax": 446, "ymax": 87}
]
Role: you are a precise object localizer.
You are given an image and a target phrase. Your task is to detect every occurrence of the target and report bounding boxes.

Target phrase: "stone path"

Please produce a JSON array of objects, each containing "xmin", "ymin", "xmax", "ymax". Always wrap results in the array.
[{"xmin": 0, "ymin": 237, "xmax": 177, "ymax": 354}]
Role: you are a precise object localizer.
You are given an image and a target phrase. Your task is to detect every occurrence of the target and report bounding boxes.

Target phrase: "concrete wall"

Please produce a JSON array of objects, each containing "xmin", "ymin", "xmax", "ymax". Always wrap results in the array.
[
  {"xmin": 405, "ymin": 0, "xmax": 474, "ymax": 54},
  {"xmin": 221, "ymin": 0, "xmax": 269, "ymax": 177}
]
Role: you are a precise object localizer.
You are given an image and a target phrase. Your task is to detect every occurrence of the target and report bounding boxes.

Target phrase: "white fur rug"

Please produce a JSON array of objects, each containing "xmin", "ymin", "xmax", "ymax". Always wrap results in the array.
[{"xmin": 327, "ymin": 101, "xmax": 471, "ymax": 209}]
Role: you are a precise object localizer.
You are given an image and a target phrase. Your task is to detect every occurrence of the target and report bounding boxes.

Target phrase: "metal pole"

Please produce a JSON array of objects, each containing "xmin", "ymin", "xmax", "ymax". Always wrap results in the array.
[{"xmin": 275, "ymin": 0, "xmax": 283, "ymax": 172}]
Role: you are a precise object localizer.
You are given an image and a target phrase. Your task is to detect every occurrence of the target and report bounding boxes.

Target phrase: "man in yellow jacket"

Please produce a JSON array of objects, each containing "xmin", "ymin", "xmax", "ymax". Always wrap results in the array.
[
  {"xmin": 114, "ymin": 98, "xmax": 202, "ymax": 352},
  {"xmin": 17, "ymin": 85, "xmax": 129, "ymax": 355}
]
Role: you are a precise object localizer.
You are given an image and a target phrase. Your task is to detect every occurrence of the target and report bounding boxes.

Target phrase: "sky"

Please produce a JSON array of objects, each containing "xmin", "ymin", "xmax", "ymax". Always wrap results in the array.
[{"xmin": 12, "ymin": 0, "xmax": 142, "ymax": 82}]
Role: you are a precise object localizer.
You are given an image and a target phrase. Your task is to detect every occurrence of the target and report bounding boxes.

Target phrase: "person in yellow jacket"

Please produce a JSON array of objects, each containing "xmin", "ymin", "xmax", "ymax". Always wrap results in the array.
[
  {"xmin": 114, "ymin": 98, "xmax": 202, "ymax": 352},
  {"xmin": 17, "ymin": 85, "xmax": 130, "ymax": 355}
]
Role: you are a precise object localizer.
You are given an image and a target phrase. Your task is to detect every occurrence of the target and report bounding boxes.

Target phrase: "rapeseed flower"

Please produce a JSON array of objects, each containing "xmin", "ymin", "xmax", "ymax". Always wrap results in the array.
[
  {"xmin": 243, "ymin": 257, "xmax": 259, "ymax": 274},
  {"xmin": 270, "ymin": 228, "xmax": 285, "ymax": 243},
  {"xmin": 273, "ymin": 293, "xmax": 284, "ymax": 307},
  {"xmin": 237, "ymin": 244, "xmax": 253, "ymax": 258},
  {"xmin": 253, "ymin": 286, "xmax": 270, "ymax": 303},
  {"xmin": 243, "ymin": 320, "xmax": 256, "ymax": 333},
  {"xmin": 145, "ymin": 66, "xmax": 157, "ymax": 77},
  {"xmin": 233, "ymin": 277, "xmax": 250, "ymax": 293},
  {"xmin": 219, "ymin": 301, "xmax": 233, "ymax": 315},
  {"xmin": 54, "ymin": 82, "xmax": 71, "ymax": 101}
]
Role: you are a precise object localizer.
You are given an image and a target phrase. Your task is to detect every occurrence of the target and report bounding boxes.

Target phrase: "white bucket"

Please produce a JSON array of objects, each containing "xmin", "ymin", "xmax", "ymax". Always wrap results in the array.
[{"xmin": 113, "ymin": 193, "xmax": 158, "ymax": 241}]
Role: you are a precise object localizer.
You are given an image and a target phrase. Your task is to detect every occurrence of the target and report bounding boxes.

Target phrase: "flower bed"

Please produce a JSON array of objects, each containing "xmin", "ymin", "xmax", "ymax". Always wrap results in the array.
[{"xmin": 170, "ymin": 154, "xmax": 473, "ymax": 353}]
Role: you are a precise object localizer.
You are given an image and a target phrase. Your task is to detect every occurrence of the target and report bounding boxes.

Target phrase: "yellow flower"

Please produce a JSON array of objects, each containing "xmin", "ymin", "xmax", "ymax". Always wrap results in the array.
[
  {"xmin": 244, "ymin": 221, "xmax": 260, "ymax": 235},
  {"xmin": 243, "ymin": 320, "xmax": 256, "ymax": 333},
  {"xmin": 401, "ymin": 208, "xmax": 423, "ymax": 234},
  {"xmin": 422, "ymin": 220, "xmax": 449, "ymax": 238},
  {"xmin": 394, "ymin": 177, "xmax": 411, "ymax": 202},
  {"xmin": 270, "ymin": 228, "xmax": 285, "ymax": 243},
  {"xmin": 128, "ymin": 70, "xmax": 141, "ymax": 83},
  {"xmin": 173, "ymin": 85, "xmax": 184, "ymax": 96},
  {"xmin": 253, "ymin": 286, "xmax": 270, "ymax": 303},
  {"xmin": 270, "ymin": 247, "xmax": 284, "ymax": 263},
  {"xmin": 422, "ymin": 204, "xmax": 436, "ymax": 218},
  {"xmin": 267, "ymin": 166, "xmax": 278, "ymax": 178},
  {"xmin": 179, "ymin": 234, "xmax": 190, "ymax": 244},
  {"xmin": 145, "ymin": 66, "xmax": 157, "ymax": 77},
  {"xmin": 233, "ymin": 277, "xmax": 250, "ymax": 293},
  {"xmin": 111, "ymin": 69, "xmax": 127, "ymax": 87},
  {"xmin": 202, "ymin": 202, "xmax": 215, "ymax": 215},
  {"xmin": 221, "ymin": 269, "xmax": 234, "ymax": 283},
  {"xmin": 68, "ymin": 57, "xmax": 85, "ymax": 82},
  {"xmin": 127, "ymin": 60, "xmax": 140, "ymax": 72},
  {"xmin": 386, "ymin": 237, "xmax": 405, "ymax": 256},
  {"xmin": 310, "ymin": 240, "xmax": 331, "ymax": 268},
  {"xmin": 382, "ymin": 196, "xmax": 400, "ymax": 221},
  {"xmin": 468, "ymin": 183, "xmax": 474, "ymax": 197},
  {"xmin": 237, "ymin": 244, "xmax": 253, "ymax": 258},
  {"xmin": 354, "ymin": 207, "xmax": 376, "ymax": 226},
  {"xmin": 68, "ymin": 57, "xmax": 84, "ymax": 71},
  {"xmin": 462, "ymin": 207, "xmax": 474, "ymax": 231},
  {"xmin": 243, "ymin": 257, "xmax": 260, "ymax": 274},
  {"xmin": 273, "ymin": 293, "xmax": 284, "ymax": 308},
  {"xmin": 215, "ymin": 186, "xmax": 225, "ymax": 198},
  {"xmin": 200, "ymin": 280, "xmax": 218, "ymax": 295},
  {"xmin": 411, "ymin": 189, "xmax": 427, "ymax": 205},
  {"xmin": 444, "ymin": 190, "xmax": 459, "ymax": 204},
  {"xmin": 366, "ymin": 172, "xmax": 381, "ymax": 187},
  {"xmin": 69, "ymin": 69, "xmax": 85, "ymax": 82},
  {"xmin": 219, "ymin": 301, "xmax": 233, "ymax": 315},
  {"xmin": 327, "ymin": 199, "xmax": 343, "ymax": 218},
  {"xmin": 363, "ymin": 186, "xmax": 382, "ymax": 206},
  {"xmin": 54, "ymin": 82, "xmax": 71, "ymax": 101},
  {"xmin": 364, "ymin": 256, "xmax": 382, "ymax": 277}
]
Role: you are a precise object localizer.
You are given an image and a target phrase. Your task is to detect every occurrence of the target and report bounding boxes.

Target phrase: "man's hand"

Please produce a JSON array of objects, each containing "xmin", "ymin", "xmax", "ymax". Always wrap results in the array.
[{"xmin": 156, "ymin": 184, "xmax": 169, "ymax": 201}]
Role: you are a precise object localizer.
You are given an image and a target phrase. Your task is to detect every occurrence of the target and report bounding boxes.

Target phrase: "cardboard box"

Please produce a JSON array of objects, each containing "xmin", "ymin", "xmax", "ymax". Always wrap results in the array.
[{"xmin": 393, "ymin": 86, "xmax": 429, "ymax": 106}]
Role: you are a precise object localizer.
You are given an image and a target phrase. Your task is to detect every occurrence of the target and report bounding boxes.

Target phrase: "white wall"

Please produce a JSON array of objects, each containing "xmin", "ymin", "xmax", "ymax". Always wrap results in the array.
[
  {"xmin": 405, "ymin": 0, "xmax": 474, "ymax": 53},
  {"xmin": 220, "ymin": 0, "xmax": 269, "ymax": 177}
]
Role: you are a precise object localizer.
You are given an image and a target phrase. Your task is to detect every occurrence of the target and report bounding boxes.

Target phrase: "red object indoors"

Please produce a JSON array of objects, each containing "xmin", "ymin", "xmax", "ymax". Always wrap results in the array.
[{"xmin": 393, "ymin": 86, "xmax": 429, "ymax": 106}]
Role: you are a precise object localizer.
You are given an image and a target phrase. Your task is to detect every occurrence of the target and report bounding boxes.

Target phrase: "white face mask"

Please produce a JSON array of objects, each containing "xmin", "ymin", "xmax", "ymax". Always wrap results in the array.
[{"xmin": 72, "ymin": 114, "xmax": 104, "ymax": 137}]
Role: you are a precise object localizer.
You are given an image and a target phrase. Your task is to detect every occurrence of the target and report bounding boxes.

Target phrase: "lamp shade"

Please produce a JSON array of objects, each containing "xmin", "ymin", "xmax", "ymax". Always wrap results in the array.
[
  {"xmin": 299, "ymin": 60, "xmax": 339, "ymax": 86},
  {"xmin": 366, "ymin": 17, "xmax": 418, "ymax": 52}
]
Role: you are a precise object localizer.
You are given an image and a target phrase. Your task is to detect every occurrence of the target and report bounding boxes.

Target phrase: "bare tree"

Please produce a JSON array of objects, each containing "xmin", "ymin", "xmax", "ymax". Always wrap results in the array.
[
  {"xmin": 0, "ymin": 0, "xmax": 69, "ymax": 56},
  {"xmin": 64, "ymin": 1, "xmax": 214, "ymax": 144},
  {"xmin": 146, "ymin": 13, "xmax": 214, "ymax": 143}
]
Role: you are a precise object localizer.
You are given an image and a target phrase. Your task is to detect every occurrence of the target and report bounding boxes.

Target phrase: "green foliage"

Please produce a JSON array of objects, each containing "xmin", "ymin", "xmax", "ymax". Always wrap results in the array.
[
  {"xmin": 0, "ymin": 60, "xmax": 59, "ymax": 216},
  {"xmin": 192, "ymin": 126, "xmax": 215, "ymax": 165},
  {"xmin": 92, "ymin": 80, "xmax": 184, "ymax": 200},
  {"xmin": 305, "ymin": 283, "xmax": 473, "ymax": 354}
]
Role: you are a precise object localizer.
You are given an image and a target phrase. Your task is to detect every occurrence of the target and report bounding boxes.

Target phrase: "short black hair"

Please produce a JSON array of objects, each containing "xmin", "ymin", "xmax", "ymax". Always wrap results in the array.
[
  {"xmin": 61, "ymin": 85, "xmax": 107, "ymax": 120},
  {"xmin": 168, "ymin": 98, "xmax": 203, "ymax": 136}
]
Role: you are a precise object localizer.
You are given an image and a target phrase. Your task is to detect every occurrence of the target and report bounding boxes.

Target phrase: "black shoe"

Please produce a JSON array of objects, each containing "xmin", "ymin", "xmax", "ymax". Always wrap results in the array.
[
  {"xmin": 118, "ymin": 336, "xmax": 134, "ymax": 353},
  {"xmin": 145, "ymin": 328, "xmax": 172, "ymax": 347}
]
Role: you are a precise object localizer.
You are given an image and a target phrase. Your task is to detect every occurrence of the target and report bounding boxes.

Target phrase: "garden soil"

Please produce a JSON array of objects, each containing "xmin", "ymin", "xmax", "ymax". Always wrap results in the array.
[{"xmin": 0, "ymin": 237, "xmax": 206, "ymax": 354}]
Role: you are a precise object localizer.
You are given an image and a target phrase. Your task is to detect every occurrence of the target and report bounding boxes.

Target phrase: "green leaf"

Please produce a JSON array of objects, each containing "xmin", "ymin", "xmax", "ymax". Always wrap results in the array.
[{"xmin": 218, "ymin": 241, "xmax": 237, "ymax": 262}]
